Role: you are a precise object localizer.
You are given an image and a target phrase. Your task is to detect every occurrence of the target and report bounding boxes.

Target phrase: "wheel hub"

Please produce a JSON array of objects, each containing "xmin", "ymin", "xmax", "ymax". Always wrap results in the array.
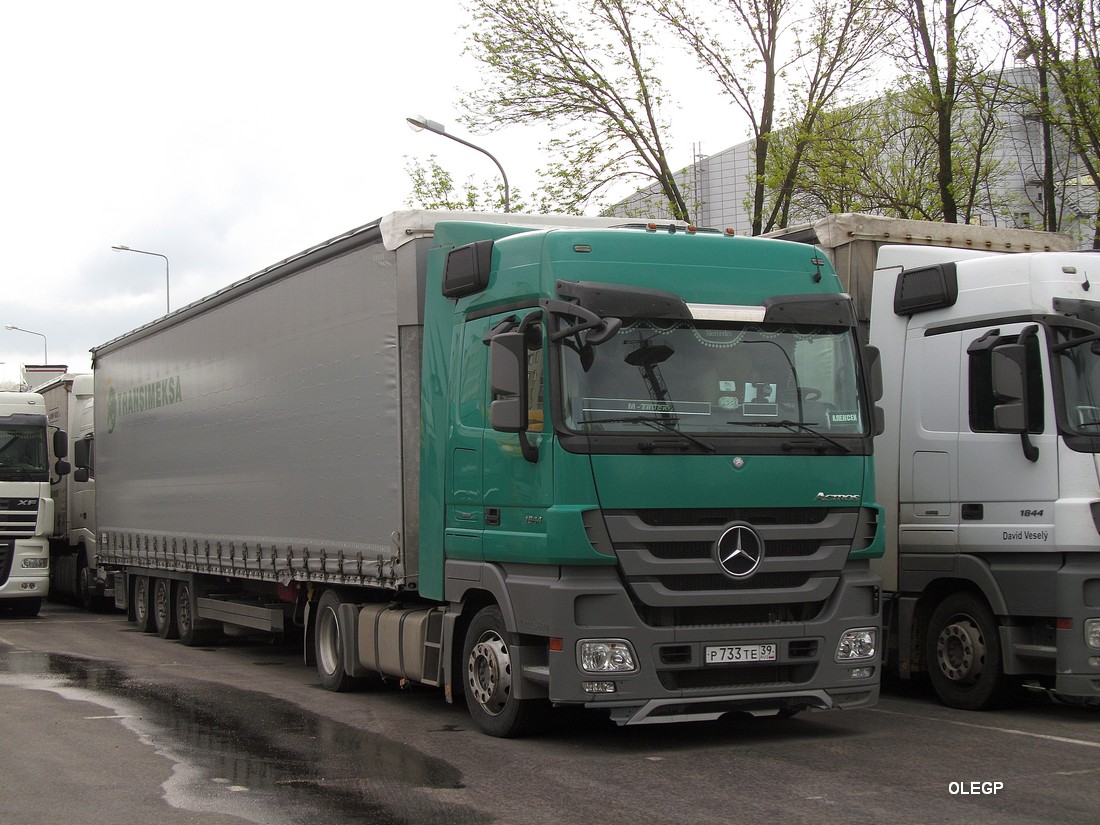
[
  {"xmin": 936, "ymin": 618, "xmax": 986, "ymax": 683},
  {"xmin": 468, "ymin": 635, "xmax": 512, "ymax": 716}
]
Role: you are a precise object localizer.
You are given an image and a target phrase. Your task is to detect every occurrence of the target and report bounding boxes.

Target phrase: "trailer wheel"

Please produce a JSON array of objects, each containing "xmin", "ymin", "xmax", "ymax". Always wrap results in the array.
[
  {"xmin": 463, "ymin": 605, "xmax": 546, "ymax": 737},
  {"xmin": 133, "ymin": 575, "xmax": 156, "ymax": 633},
  {"xmin": 176, "ymin": 580, "xmax": 218, "ymax": 647},
  {"xmin": 926, "ymin": 592, "xmax": 1007, "ymax": 710},
  {"xmin": 153, "ymin": 578, "xmax": 179, "ymax": 640},
  {"xmin": 315, "ymin": 590, "xmax": 358, "ymax": 692}
]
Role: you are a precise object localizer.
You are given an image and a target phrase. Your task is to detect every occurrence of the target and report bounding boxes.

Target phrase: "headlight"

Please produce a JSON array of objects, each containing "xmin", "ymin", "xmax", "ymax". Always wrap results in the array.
[
  {"xmin": 836, "ymin": 627, "xmax": 877, "ymax": 661},
  {"xmin": 1085, "ymin": 619, "xmax": 1100, "ymax": 651},
  {"xmin": 21, "ymin": 558, "xmax": 48, "ymax": 569},
  {"xmin": 578, "ymin": 639, "xmax": 638, "ymax": 673}
]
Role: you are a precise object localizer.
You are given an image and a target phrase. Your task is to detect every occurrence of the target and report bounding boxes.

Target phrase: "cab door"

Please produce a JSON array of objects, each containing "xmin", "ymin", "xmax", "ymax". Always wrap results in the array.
[
  {"xmin": 481, "ymin": 311, "xmax": 553, "ymax": 563},
  {"xmin": 956, "ymin": 323, "xmax": 1058, "ymax": 556},
  {"xmin": 445, "ymin": 318, "xmax": 491, "ymax": 562}
]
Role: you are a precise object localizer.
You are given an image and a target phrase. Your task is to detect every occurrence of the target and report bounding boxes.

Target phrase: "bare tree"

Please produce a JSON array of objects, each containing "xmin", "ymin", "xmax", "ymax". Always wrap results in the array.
[
  {"xmin": 462, "ymin": 0, "xmax": 690, "ymax": 219},
  {"xmin": 885, "ymin": 0, "xmax": 1011, "ymax": 223},
  {"xmin": 994, "ymin": 0, "xmax": 1100, "ymax": 246},
  {"xmin": 650, "ymin": 0, "xmax": 893, "ymax": 234},
  {"xmin": 650, "ymin": 0, "xmax": 786, "ymax": 234}
]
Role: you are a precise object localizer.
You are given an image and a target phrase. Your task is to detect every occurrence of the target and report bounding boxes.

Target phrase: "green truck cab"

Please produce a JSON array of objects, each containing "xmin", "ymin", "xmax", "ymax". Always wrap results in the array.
[{"xmin": 421, "ymin": 220, "xmax": 884, "ymax": 733}]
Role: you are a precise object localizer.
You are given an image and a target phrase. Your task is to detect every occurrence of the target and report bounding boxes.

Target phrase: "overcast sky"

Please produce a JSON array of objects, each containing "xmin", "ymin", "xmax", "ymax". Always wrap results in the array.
[{"xmin": 2, "ymin": 0, "xmax": 742, "ymax": 376}]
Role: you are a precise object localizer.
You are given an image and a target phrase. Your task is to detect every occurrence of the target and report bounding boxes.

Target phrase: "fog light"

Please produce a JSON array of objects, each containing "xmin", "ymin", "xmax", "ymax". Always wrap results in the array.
[
  {"xmin": 836, "ymin": 627, "xmax": 877, "ymax": 661},
  {"xmin": 582, "ymin": 681, "xmax": 617, "ymax": 693},
  {"xmin": 1085, "ymin": 619, "xmax": 1100, "ymax": 651},
  {"xmin": 21, "ymin": 558, "xmax": 48, "ymax": 569},
  {"xmin": 578, "ymin": 639, "xmax": 638, "ymax": 673},
  {"xmin": 850, "ymin": 667, "xmax": 874, "ymax": 679},
  {"xmin": 1090, "ymin": 657, "xmax": 1100, "ymax": 668}
]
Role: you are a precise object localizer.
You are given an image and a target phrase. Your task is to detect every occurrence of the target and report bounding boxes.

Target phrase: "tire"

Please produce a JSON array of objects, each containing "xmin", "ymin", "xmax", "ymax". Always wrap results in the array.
[
  {"xmin": 463, "ymin": 605, "xmax": 546, "ymax": 737},
  {"xmin": 153, "ymin": 578, "xmax": 179, "ymax": 640},
  {"xmin": 133, "ymin": 575, "xmax": 156, "ymax": 633},
  {"xmin": 315, "ymin": 590, "xmax": 358, "ymax": 692},
  {"xmin": 925, "ymin": 591, "xmax": 1007, "ymax": 710},
  {"xmin": 176, "ymin": 580, "xmax": 219, "ymax": 647},
  {"xmin": 77, "ymin": 556, "xmax": 105, "ymax": 613}
]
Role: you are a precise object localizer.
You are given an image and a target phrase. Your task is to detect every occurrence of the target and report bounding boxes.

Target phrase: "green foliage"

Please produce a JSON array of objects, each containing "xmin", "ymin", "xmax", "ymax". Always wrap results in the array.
[
  {"xmin": 404, "ymin": 154, "xmax": 527, "ymax": 213},
  {"xmin": 766, "ymin": 78, "xmax": 1018, "ymax": 224}
]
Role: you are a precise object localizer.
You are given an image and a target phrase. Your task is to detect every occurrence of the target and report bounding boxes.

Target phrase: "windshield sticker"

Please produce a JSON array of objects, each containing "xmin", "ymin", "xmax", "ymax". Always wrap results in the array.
[
  {"xmin": 582, "ymin": 398, "xmax": 711, "ymax": 416},
  {"xmin": 829, "ymin": 411, "xmax": 861, "ymax": 426},
  {"xmin": 744, "ymin": 382, "xmax": 776, "ymax": 403}
]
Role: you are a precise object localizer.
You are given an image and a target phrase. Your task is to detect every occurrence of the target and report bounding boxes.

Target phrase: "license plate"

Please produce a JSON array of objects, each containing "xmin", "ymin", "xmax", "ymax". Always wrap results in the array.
[{"xmin": 705, "ymin": 643, "xmax": 777, "ymax": 664}]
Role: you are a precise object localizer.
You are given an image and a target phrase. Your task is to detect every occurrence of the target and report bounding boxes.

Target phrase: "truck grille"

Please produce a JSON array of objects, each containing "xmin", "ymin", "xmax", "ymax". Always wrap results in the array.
[
  {"xmin": 658, "ymin": 662, "xmax": 818, "ymax": 690},
  {"xmin": 0, "ymin": 497, "xmax": 39, "ymax": 539},
  {"xmin": 603, "ymin": 507, "xmax": 867, "ymax": 626}
]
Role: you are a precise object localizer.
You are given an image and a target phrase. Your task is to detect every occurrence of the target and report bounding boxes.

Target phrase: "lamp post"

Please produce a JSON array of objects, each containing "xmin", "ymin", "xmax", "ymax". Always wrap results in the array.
[
  {"xmin": 5, "ymin": 325, "xmax": 48, "ymax": 363},
  {"xmin": 406, "ymin": 116, "xmax": 511, "ymax": 213},
  {"xmin": 112, "ymin": 245, "xmax": 171, "ymax": 314}
]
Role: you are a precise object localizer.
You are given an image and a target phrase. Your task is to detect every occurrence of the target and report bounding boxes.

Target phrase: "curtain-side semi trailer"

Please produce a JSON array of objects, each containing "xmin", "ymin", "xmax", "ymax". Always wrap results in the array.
[{"xmin": 95, "ymin": 211, "xmax": 885, "ymax": 736}]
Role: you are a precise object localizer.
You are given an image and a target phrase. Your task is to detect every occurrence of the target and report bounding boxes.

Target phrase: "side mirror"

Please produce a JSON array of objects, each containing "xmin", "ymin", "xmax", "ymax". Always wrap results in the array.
[
  {"xmin": 863, "ymin": 345, "xmax": 885, "ymax": 436},
  {"xmin": 54, "ymin": 459, "xmax": 71, "ymax": 477},
  {"xmin": 991, "ymin": 338, "xmax": 1039, "ymax": 462},
  {"xmin": 991, "ymin": 343, "xmax": 1028, "ymax": 433},
  {"xmin": 73, "ymin": 439, "xmax": 91, "ymax": 470},
  {"xmin": 74, "ymin": 468, "xmax": 89, "ymax": 483},
  {"xmin": 864, "ymin": 345, "xmax": 883, "ymax": 403},
  {"xmin": 489, "ymin": 331, "xmax": 528, "ymax": 434},
  {"xmin": 53, "ymin": 429, "xmax": 68, "ymax": 459}
]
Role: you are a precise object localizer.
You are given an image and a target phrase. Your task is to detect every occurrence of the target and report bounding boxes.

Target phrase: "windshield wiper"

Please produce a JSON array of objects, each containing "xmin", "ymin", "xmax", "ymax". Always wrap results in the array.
[
  {"xmin": 1053, "ymin": 331, "xmax": 1100, "ymax": 353},
  {"xmin": 738, "ymin": 419, "xmax": 852, "ymax": 454},
  {"xmin": 579, "ymin": 416, "xmax": 716, "ymax": 453}
]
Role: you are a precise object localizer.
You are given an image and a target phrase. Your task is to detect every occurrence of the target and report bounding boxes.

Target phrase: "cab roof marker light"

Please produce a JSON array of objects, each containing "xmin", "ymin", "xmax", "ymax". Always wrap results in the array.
[{"xmin": 687, "ymin": 303, "xmax": 767, "ymax": 323}]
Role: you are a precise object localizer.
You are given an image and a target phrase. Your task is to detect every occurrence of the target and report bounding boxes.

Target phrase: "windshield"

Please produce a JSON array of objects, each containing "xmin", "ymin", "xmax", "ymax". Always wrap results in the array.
[
  {"xmin": 0, "ymin": 424, "xmax": 48, "ymax": 481},
  {"xmin": 1053, "ymin": 324, "xmax": 1100, "ymax": 436},
  {"xmin": 560, "ymin": 319, "xmax": 868, "ymax": 437}
]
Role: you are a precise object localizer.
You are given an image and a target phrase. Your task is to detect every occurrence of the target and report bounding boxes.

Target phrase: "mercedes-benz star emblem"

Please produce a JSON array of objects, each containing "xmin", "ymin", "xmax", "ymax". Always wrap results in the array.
[{"xmin": 715, "ymin": 524, "xmax": 765, "ymax": 579}]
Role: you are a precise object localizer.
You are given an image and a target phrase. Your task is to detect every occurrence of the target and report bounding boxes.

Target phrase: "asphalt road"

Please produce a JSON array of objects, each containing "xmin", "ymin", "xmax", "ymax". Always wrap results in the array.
[{"xmin": 2, "ymin": 602, "xmax": 1099, "ymax": 825}]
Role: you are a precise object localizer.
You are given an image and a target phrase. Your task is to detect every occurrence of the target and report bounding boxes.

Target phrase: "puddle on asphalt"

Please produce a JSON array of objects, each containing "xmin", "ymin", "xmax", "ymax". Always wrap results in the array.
[{"xmin": 0, "ymin": 648, "xmax": 490, "ymax": 825}]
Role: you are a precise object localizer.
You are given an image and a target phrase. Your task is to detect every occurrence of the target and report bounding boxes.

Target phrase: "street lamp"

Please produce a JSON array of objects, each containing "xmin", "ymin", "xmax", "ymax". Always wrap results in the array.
[
  {"xmin": 112, "ymin": 245, "xmax": 171, "ymax": 314},
  {"xmin": 5, "ymin": 325, "xmax": 48, "ymax": 363},
  {"xmin": 406, "ymin": 115, "xmax": 511, "ymax": 213}
]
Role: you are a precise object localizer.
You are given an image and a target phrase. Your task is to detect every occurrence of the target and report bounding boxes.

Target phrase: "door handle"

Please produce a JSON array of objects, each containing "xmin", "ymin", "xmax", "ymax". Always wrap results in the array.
[
  {"xmin": 961, "ymin": 503, "xmax": 984, "ymax": 520},
  {"xmin": 486, "ymin": 507, "xmax": 501, "ymax": 526}
]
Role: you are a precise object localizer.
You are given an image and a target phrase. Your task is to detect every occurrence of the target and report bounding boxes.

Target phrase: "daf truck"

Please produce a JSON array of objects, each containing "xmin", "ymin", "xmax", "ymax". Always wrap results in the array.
[
  {"xmin": 94, "ymin": 210, "xmax": 885, "ymax": 736},
  {"xmin": 0, "ymin": 365, "xmax": 69, "ymax": 617},
  {"xmin": 37, "ymin": 373, "xmax": 102, "ymax": 609},
  {"xmin": 773, "ymin": 213, "xmax": 1100, "ymax": 709}
]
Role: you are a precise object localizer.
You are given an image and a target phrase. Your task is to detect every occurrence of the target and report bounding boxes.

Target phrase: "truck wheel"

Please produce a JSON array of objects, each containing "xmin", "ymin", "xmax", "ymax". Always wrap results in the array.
[
  {"xmin": 77, "ymin": 557, "xmax": 104, "ymax": 613},
  {"xmin": 176, "ymin": 580, "xmax": 218, "ymax": 647},
  {"xmin": 153, "ymin": 578, "xmax": 179, "ymax": 640},
  {"xmin": 926, "ymin": 592, "xmax": 1007, "ymax": 710},
  {"xmin": 315, "ymin": 590, "xmax": 358, "ymax": 692},
  {"xmin": 463, "ymin": 605, "xmax": 546, "ymax": 737},
  {"xmin": 133, "ymin": 575, "xmax": 156, "ymax": 633}
]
